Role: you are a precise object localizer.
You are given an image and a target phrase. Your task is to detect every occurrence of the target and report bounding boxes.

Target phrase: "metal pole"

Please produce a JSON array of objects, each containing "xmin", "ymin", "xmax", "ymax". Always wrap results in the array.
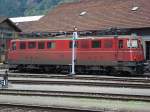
[
  {"xmin": 129, "ymin": 35, "xmax": 133, "ymax": 61},
  {"xmin": 71, "ymin": 27, "xmax": 78, "ymax": 75}
]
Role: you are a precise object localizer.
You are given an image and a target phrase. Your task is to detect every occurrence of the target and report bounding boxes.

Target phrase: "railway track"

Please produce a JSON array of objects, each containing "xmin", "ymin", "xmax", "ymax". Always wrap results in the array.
[
  {"xmin": 7, "ymin": 78, "xmax": 150, "ymax": 89},
  {"xmin": 1, "ymin": 88, "xmax": 150, "ymax": 102},
  {"xmin": 4, "ymin": 72, "xmax": 150, "ymax": 83},
  {"xmin": 1, "ymin": 89, "xmax": 150, "ymax": 112},
  {"xmin": 0, "ymin": 103, "xmax": 106, "ymax": 112},
  {"xmin": 1, "ymin": 71, "xmax": 150, "ymax": 89},
  {"xmin": 1, "ymin": 72, "xmax": 150, "ymax": 111},
  {"xmin": 1, "ymin": 83, "xmax": 150, "ymax": 112}
]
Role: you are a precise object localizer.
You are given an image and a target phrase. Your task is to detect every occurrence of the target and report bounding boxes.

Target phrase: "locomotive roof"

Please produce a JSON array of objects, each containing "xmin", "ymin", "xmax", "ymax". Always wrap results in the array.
[{"xmin": 11, "ymin": 35, "xmax": 139, "ymax": 42}]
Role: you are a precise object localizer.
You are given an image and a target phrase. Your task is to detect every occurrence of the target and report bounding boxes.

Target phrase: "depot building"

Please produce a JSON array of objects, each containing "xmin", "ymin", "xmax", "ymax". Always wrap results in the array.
[
  {"xmin": 14, "ymin": 0, "xmax": 150, "ymax": 61},
  {"xmin": 0, "ymin": 16, "xmax": 21, "ymax": 62}
]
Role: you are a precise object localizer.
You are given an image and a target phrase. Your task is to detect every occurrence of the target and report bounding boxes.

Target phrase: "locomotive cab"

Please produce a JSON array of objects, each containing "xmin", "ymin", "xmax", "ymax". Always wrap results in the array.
[{"xmin": 116, "ymin": 36, "xmax": 144, "ymax": 74}]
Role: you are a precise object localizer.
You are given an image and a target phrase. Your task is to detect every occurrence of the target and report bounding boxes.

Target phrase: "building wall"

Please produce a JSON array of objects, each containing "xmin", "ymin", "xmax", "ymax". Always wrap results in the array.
[
  {"xmin": 142, "ymin": 36, "xmax": 150, "ymax": 59},
  {"xmin": 0, "ymin": 21, "xmax": 17, "ymax": 31},
  {"xmin": 0, "ymin": 21, "xmax": 18, "ymax": 63}
]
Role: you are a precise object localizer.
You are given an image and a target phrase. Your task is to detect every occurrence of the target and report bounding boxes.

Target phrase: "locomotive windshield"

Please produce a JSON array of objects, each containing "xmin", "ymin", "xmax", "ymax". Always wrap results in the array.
[{"xmin": 127, "ymin": 39, "xmax": 138, "ymax": 48}]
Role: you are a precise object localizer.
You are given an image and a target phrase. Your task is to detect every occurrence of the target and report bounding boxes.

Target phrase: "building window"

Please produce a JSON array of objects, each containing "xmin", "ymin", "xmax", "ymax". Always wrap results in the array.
[
  {"xmin": 92, "ymin": 40, "xmax": 101, "ymax": 48},
  {"xmin": 38, "ymin": 42, "xmax": 45, "ymax": 49},
  {"xmin": 47, "ymin": 42, "xmax": 55, "ymax": 48},
  {"xmin": 104, "ymin": 40, "xmax": 113, "ymax": 48},
  {"xmin": 12, "ymin": 42, "xmax": 16, "ymax": 50},
  {"xmin": 118, "ymin": 40, "xmax": 123, "ymax": 48},
  {"xmin": 28, "ymin": 42, "xmax": 36, "ymax": 49},
  {"xmin": 20, "ymin": 42, "xmax": 26, "ymax": 49}
]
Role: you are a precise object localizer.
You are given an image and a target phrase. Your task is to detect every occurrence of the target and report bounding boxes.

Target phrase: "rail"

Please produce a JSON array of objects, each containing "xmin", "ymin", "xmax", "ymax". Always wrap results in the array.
[
  {"xmin": 1, "ymin": 89, "xmax": 150, "ymax": 102},
  {"xmin": 0, "ymin": 103, "xmax": 104, "ymax": 112},
  {"xmin": 8, "ymin": 78, "xmax": 150, "ymax": 89}
]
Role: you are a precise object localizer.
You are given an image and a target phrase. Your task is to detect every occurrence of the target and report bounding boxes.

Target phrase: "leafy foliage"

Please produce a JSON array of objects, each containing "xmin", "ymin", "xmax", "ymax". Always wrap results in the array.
[{"xmin": 0, "ymin": 0, "xmax": 78, "ymax": 17}]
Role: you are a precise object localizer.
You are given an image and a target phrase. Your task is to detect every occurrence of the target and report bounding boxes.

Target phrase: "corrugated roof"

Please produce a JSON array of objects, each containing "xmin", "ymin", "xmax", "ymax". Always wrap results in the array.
[{"xmin": 21, "ymin": 0, "xmax": 150, "ymax": 33}]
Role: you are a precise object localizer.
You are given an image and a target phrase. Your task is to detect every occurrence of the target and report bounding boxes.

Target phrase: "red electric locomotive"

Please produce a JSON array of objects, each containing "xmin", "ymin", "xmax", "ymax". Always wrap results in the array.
[{"xmin": 8, "ymin": 35, "xmax": 144, "ymax": 75}]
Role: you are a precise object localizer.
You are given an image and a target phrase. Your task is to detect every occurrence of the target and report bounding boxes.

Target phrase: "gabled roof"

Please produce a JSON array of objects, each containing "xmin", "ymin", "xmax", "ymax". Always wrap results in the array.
[
  {"xmin": 10, "ymin": 15, "xmax": 44, "ymax": 31},
  {"xmin": 22, "ymin": 0, "xmax": 150, "ymax": 33},
  {"xmin": 0, "ymin": 16, "xmax": 7, "ymax": 23},
  {"xmin": 0, "ymin": 16, "xmax": 21, "ymax": 32}
]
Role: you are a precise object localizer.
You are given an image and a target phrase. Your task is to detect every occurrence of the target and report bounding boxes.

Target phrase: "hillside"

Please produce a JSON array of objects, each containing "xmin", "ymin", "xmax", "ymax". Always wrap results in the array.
[{"xmin": 0, "ymin": 0, "xmax": 79, "ymax": 17}]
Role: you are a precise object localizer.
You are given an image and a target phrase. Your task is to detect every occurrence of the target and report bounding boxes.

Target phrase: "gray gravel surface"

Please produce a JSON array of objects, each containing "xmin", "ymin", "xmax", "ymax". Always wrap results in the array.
[
  {"xmin": 0, "ymin": 106, "xmax": 48, "ymax": 112},
  {"xmin": 0, "ymin": 106, "xmax": 150, "ymax": 112},
  {"xmin": 0, "ymin": 94, "xmax": 150, "ymax": 112},
  {"xmin": 0, "ymin": 106, "xmax": 84, "ymax": 112},
  {"xmin": 5, "ymin": 83, "xmax": 150, "ymax": 96}
]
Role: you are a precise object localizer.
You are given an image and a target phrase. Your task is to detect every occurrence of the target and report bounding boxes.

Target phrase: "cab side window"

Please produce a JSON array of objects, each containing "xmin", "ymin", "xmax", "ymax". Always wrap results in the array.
[
  {"xmin": 38, "ymin": 42, "xmax": 45, "ymax": 49},
  {"xmin": 12, "ymin": 42, "xmax": 16, "ymax": 50},
  {"xmin": 104, "ymin": 40, "xmax": 113, "ymax": 48},
  {"xmin": 80, "ymin": 40, "xmax": 89, "ymax": 48},
  {"xmin": 69, "ymin": 41, "xmax": 78, "ymax": 48},
  {"xmin": 92, "ymin": 40, "xmax": 101, "ymax": 48},
  {"xmin": 118, "ymin": 40, "xmax": 123, "ymax": 48},
  {"xmin": 20, "ymin": 42, "xmax": 26, "ymax": 49},
  {"xmin": 47, "ymin": 42, "xmax": 55, "ymax": 48},
  {"xmin": 28, "ymin": 42, "xmax": 36, "ymax": 49}
]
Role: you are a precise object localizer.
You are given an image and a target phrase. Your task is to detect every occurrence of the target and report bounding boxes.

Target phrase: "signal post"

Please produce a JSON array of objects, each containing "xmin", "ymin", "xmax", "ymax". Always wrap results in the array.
[{"xmin": 70, "ymin": 27, "xmax": 78, "ymax": 75}]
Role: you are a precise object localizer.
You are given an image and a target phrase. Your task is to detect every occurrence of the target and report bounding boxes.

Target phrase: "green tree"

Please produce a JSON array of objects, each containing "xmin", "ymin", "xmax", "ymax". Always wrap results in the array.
[{"xmin": 0, "ymin": 0, "xmax": 79, "ymax": 17}]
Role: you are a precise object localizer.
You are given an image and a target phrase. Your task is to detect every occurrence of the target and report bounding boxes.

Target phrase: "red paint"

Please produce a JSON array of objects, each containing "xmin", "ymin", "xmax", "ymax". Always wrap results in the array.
[{"xmin": 8, "ymin": 36, "xmax": 144, "ymax": 65}]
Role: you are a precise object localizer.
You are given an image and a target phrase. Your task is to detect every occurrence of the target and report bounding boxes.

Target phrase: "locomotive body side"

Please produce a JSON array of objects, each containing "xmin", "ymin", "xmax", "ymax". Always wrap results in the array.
[{"xmin": 8, "ymin": 35, "xmax": 144, "ymax": 74}]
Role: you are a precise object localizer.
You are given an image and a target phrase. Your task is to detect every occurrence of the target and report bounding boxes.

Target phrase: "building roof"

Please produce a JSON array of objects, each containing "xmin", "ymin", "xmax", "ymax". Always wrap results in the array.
[
  {"xmin": 0, "ymin": 16, "xmax": 21, "ymax": 32},
  {"xmin": 9, "ymin": 15, "xmax": 44, "ymax": 32},
  {"xmin": 21, "ymin": 0, "xmax": 150, "ymax": 33},
  {"xmin": 0, "ymin": 16, "xmax": 7, "ymax": 23}
]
